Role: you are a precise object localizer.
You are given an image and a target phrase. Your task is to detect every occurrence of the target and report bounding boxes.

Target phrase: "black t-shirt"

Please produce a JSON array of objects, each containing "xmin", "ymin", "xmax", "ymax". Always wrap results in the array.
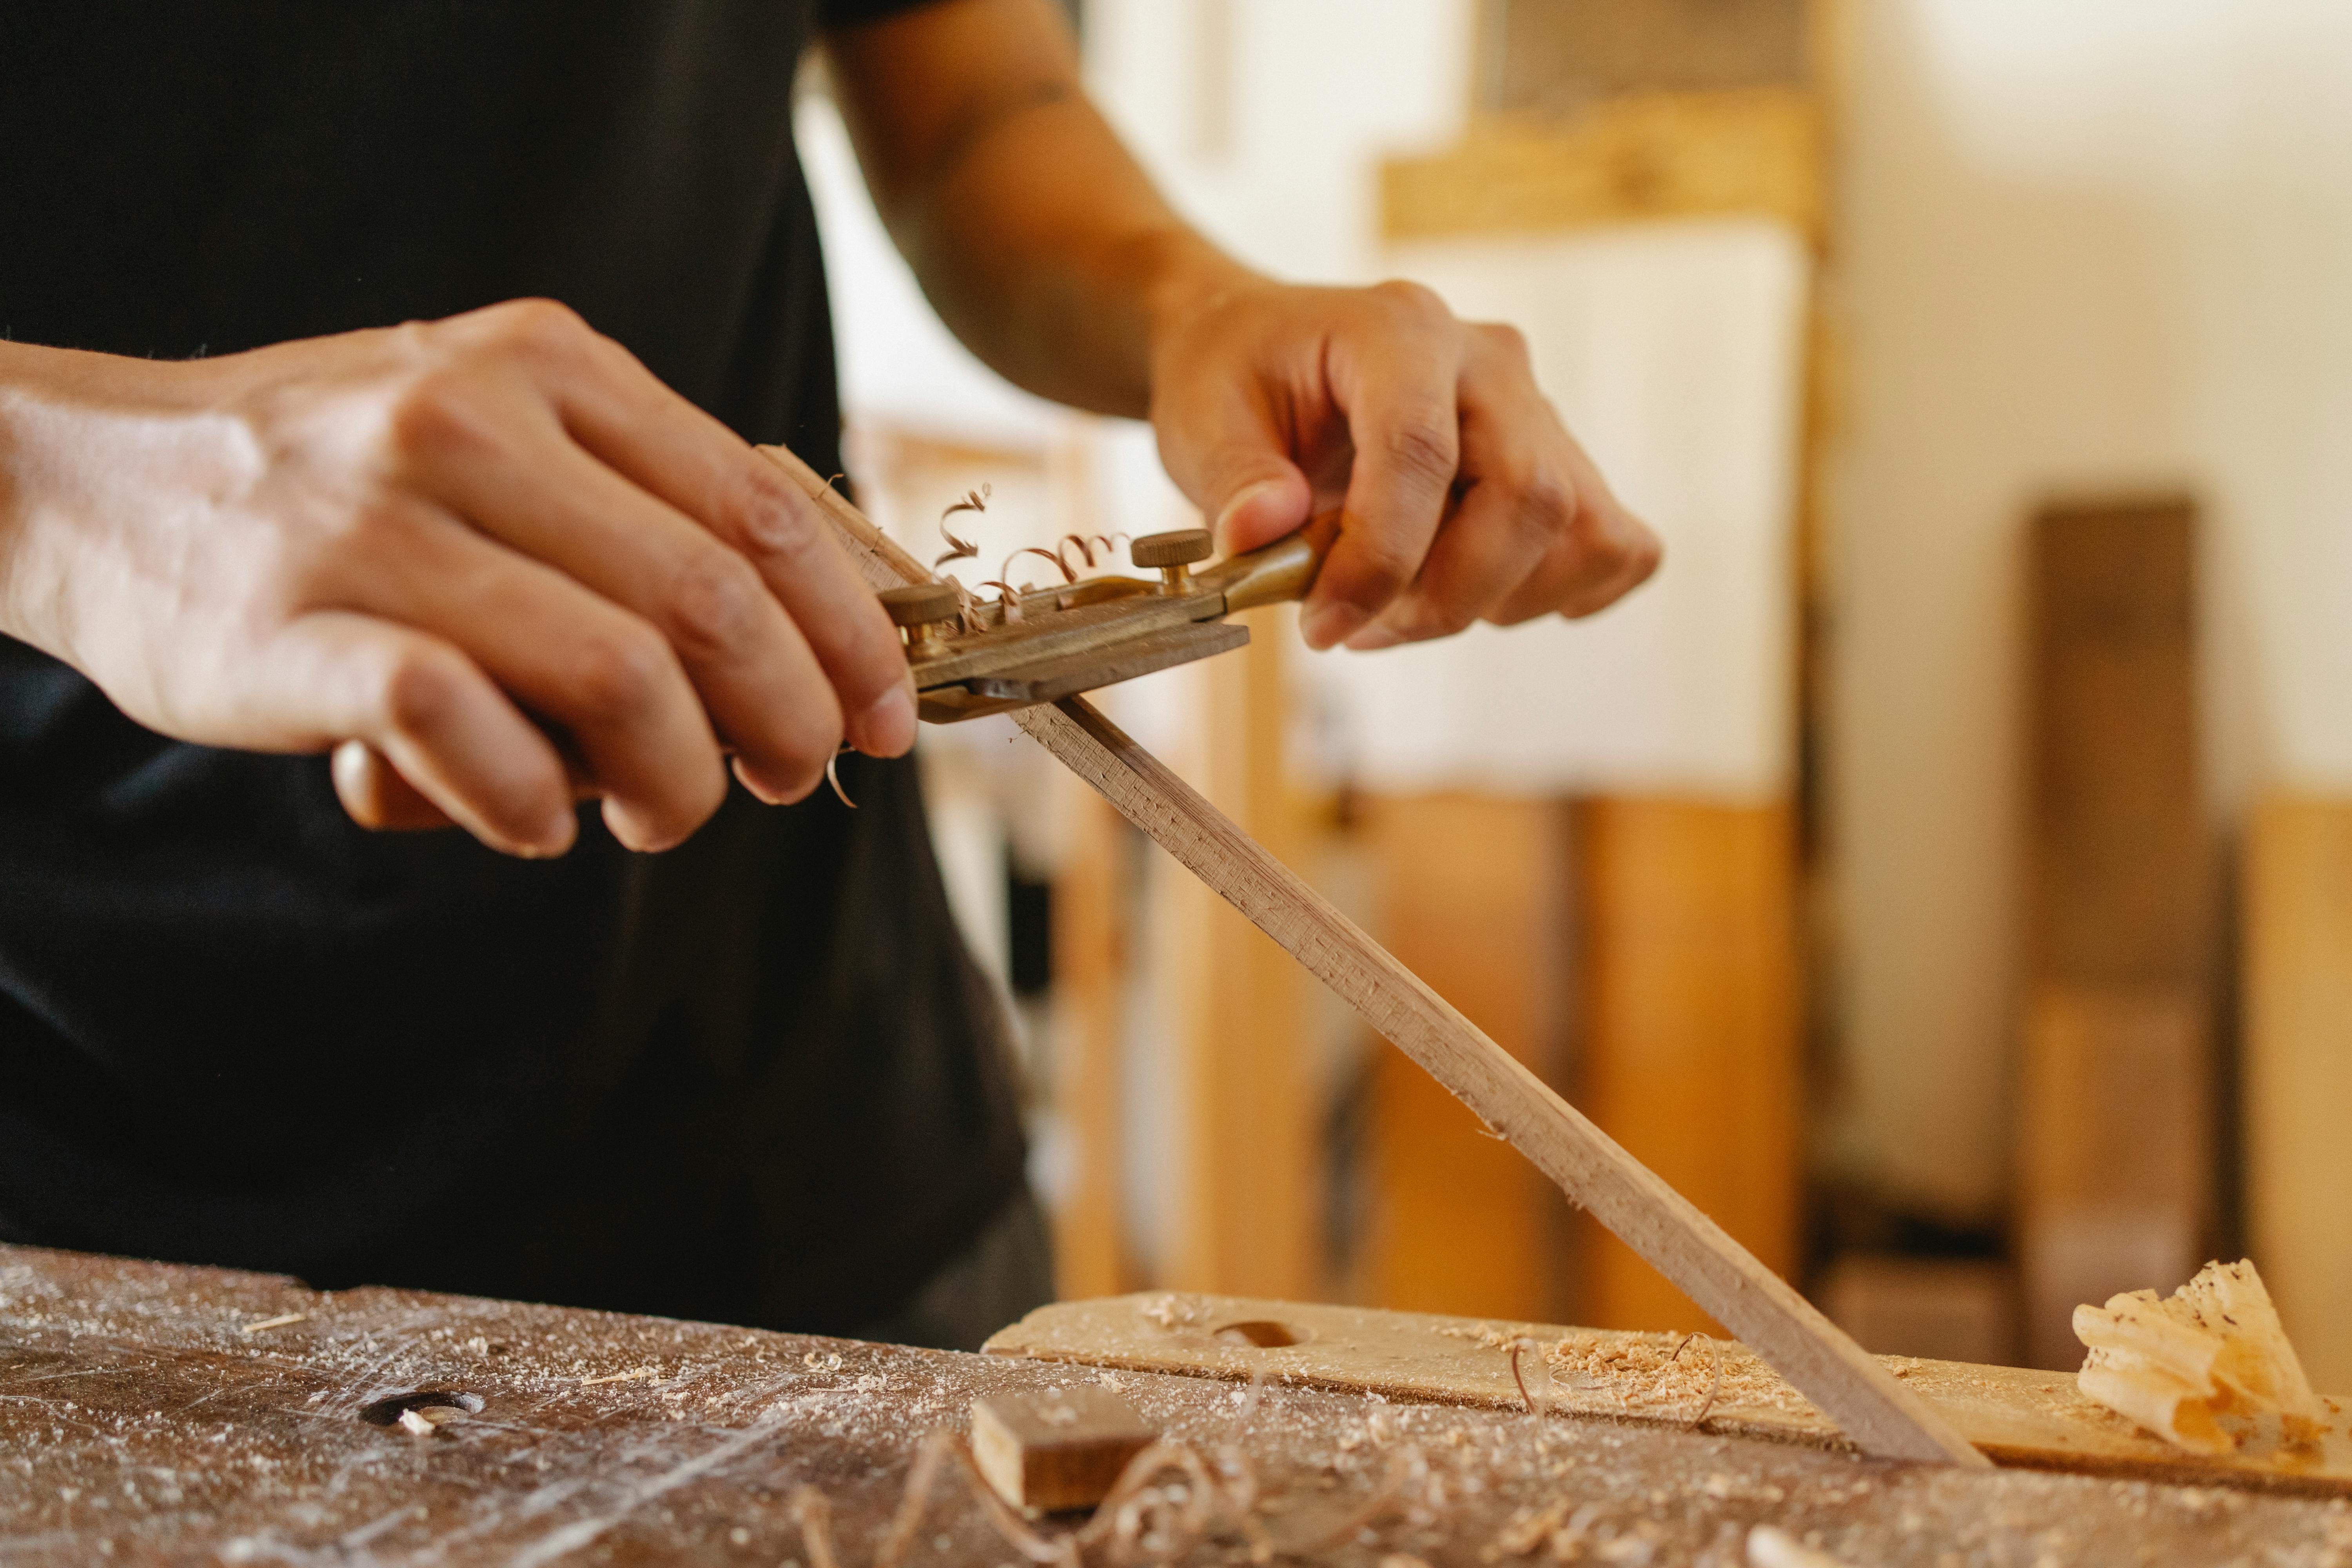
[{"xmin": 0, "ymin": 0, "xmax": 1028, "ymax": 1334}]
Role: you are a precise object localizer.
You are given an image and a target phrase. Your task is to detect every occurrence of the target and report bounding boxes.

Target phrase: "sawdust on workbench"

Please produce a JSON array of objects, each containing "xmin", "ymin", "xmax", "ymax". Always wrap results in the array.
[
  {"xmin": 1546, "ymin": 1332, "xmax": 1820, "ymax": 1426},
  {"xmin": 12, "ymin": 1246, "xmax": 2352, "ymax": 1566}
]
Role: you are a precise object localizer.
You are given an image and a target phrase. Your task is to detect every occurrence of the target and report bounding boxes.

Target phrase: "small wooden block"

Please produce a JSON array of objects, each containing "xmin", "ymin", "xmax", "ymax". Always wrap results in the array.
[{"xmin": 969, "ymin": 1387, "xmax": 1156, "ymax": 1514}]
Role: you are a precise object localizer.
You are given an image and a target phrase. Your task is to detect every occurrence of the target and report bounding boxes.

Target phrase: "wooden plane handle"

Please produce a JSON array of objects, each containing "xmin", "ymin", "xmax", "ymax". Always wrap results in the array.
[{"xmin": 1198, "ymin": 510, "xmax": 1343, "ymax": 612}]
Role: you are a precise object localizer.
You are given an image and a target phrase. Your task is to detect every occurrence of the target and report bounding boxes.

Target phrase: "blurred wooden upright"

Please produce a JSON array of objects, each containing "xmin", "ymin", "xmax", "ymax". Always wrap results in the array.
[
  {"xmin": 1574, "ymin": 799, "xmax": 1802, "ymax": 1334},
  {"xmin": 1358, "ymin": 796, "xmax": 1575, "ymax": 1323},
  {"xmin": 2018, "ymin": 498, "xmax": 2210, "ymax": 1370},
  {"xmin": 2245, "ymin": 797, "xmax": 2352, "ymax": 1390},
  {"xmin": 1356, "ymin": 796, "xmax": 1801, "ymax": 1336}
]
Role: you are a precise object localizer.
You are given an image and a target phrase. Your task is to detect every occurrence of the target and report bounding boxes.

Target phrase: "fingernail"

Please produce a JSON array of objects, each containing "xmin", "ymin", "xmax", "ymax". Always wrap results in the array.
[
  {"xmin": 732, "ymin": 755, "xmax": 788, "ymax": 806},
  {"xmin": 1301, "ymin": 601, "xmax": 1370, "ymax": 650},
  {"xmin": 853, "ymin": 682, "xmax": 918, "ymax": 757},
  {"xmin": 1344, "ymin": 623, "xmax": 1406, "ymax": 652},
  {"xmin": 1213, "ymin": 479, "xmax": 1283, "ymax": 549}
]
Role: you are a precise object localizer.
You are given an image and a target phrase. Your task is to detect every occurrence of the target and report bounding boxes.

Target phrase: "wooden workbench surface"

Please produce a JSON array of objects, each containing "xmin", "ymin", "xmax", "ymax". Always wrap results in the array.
[{"xmin": 5, "ymin": 1245, "xmax": 2350, "ymax": 1566}]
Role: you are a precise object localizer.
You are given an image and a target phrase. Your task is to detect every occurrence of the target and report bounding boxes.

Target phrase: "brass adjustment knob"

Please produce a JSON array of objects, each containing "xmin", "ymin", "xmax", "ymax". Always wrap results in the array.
[
  {"xmin": 1130, "ymin": 528, "xmax": 1214, "ymax": 593},
  {"xmin": 879, "ymin": 582, "xmax": 960, "ymax": 660}
]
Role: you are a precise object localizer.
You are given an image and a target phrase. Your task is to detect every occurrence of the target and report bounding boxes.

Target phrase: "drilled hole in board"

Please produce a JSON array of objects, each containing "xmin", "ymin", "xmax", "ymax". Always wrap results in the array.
[
  {"xmin": 1212, "ymin": 1320, "xmax": 1305, "ymax": 1349},
  {"xmin": 358, "ymin": 1389, "xmax": 485, "ymax": 1426}
]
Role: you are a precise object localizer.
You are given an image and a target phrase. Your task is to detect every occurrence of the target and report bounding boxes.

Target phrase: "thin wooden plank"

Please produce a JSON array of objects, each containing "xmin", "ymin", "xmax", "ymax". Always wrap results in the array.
[
  {"xmin": 987, "ymin": 1293, "xmax": 2352, "ymax": 1497},
  {"xmin": 758, "ymin": 443, "xmax": 1984, "ymax": 1465},
  {"xmin": 2246, "ymin": 795, "xmax": 2352, "ymax": 1391}
]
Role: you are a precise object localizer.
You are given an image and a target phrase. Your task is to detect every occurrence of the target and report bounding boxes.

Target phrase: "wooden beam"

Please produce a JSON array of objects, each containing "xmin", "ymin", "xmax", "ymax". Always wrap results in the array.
[
  {"xmin": 757, "ymin": 442, "xmax": 1986, "ymax": 1466},
  {"xmin": 2246, "ymin": 795, "xmax": 2352, "ymax": 1391},
  {"xmin": 1356, "ymin": 795, "xmax": 1573, "ymax": 1323},
  {"xmin": 1574, "ymin": 798, "xmax": 1801, "ymax": 1337},
  {"xmin": 1046, "ymin": 777, "xmax": 1129, "ymax": 1300}
]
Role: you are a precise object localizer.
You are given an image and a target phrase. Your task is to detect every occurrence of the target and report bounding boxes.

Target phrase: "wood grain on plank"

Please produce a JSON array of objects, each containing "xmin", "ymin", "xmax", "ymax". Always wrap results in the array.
[
  {"xmin": 987, "ymin": 1294, "xmax": 2352, "ymax": 1497},
  {"xmin": 755, "ymin": 443, "xmax": 1985, "ymax": 1466}
]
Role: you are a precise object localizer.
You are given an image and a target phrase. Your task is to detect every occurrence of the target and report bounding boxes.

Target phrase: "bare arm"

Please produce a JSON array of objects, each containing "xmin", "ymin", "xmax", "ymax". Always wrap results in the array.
[{"xmin": 826, "ymin": 0, "xmax": 1660, "ymax": 650}]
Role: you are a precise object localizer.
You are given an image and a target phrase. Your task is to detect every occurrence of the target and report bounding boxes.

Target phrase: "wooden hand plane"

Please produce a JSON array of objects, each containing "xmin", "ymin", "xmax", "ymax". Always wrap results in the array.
[{"xmin": 879, "ymin": 514, "xmax": 1338, "ymax": 724}]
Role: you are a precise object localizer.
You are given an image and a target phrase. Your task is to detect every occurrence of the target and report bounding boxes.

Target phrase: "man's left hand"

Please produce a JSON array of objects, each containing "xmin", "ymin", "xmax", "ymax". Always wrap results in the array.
[{"xmin": 1147, "ymin": 274, "xmax": 1662, "ymax": 651}]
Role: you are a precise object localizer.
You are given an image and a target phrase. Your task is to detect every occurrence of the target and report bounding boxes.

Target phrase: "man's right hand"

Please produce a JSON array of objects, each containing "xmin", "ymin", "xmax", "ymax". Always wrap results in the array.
[{"xmin": 0, "ymin": 299, "xmax": 916, "ymax": 858}]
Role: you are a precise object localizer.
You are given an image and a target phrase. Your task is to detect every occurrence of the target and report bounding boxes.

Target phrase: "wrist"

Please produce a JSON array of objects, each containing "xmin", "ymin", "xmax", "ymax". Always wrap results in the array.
[{"xmin": 1129, "ymin": 229, "xmax": 1264, "ymax": 370}]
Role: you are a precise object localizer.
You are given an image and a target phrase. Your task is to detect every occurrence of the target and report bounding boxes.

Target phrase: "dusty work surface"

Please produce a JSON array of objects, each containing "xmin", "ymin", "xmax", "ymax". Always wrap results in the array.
[{"xmin": 5, "ymin": 1246, "xmax": 2352, "ymax": 1566}]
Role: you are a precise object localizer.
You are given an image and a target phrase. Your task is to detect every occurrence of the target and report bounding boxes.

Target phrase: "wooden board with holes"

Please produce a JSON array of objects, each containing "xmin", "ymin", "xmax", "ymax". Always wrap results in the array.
[{"xmin": 985, "ymin": 1294, "xmax": 2352, "ymax": 1498}]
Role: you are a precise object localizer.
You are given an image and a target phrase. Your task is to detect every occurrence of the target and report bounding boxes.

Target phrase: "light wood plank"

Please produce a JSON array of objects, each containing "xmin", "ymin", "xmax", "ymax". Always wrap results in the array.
[
  {"xmin": 1575, "ymin": 799, "xmax": 1801, "ymax": 1336},
  {"xmin": 1047, "ymin": 779, "xmax": 1129, "ymax": 1300},
  {"xmin": 1357, "ymin": 795, "xmax": 1573, "ymax": 1323},
  {"xmin": 2246, "ymin": 795, "xmax": 2352, "ymax": 1391},
  {"xmin": 987, "ymin": 1293, "xmax": 2352, "ymax": 1497},
  {"xmin": 756, "ymin": 441, "xmax": 1985, "ymax": 1466}
]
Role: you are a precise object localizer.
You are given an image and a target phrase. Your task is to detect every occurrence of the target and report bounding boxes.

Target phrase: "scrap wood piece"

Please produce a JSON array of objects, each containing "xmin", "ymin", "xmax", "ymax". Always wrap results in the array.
[
  {"xmin": 970, "ymin": 1387, "xmax": 1157, "ymax": 1514},
  {"xmin": 754, "ymin": 442, "xmax": 1982, "ymax": 1467}
]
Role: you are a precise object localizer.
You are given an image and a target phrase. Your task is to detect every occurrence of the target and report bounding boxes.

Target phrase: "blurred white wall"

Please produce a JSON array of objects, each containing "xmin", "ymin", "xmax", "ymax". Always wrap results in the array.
[{"xmin": 1825, "ymin": 0, "xmax": 2352, "ymax": 1217}]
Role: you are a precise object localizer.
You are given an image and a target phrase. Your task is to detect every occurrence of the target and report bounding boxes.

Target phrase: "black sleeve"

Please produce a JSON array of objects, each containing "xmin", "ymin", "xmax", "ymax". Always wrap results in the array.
[{"xmin": 818, "ymin": 0, "xmax": 950, "ymax": 27}]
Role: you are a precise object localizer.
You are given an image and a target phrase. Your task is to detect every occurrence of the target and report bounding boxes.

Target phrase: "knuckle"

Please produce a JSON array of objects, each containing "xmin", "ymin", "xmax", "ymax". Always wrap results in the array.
[
  {"xmin": 661, "ymin": 549, "xmax": 768, "ymax": 662},
  {"xmin": 377, "ymin": 646, "xmax": 467, "ymax": 742},
  {"xmin": 728, "ymin": 463, "xmax": 821, "ymax": 559},
  {"xmin": 1384, "ymin": 410, "xmax": 1460, "ymax": 486},
  {"xmin": 1517, "ymin": 463, "xmax": 1576, "ymax": 537},
  {"xmin": 570, "ymin": 624, "xmax": 670, "ymax": 719},
  {"xmin": 382, "ymin": 372, "xmax": 486, "ymax": 463},
  {"xmin": 1477, "ymin": 320, "xmax": 1532, "ymax": 364},
  {"xmin": 1373, "ymin": 278, "xmax": 1449, "ymax": 327},
  {"xmin": 486, "ymin": 296, "xmax": 590, "ymax": 354}
]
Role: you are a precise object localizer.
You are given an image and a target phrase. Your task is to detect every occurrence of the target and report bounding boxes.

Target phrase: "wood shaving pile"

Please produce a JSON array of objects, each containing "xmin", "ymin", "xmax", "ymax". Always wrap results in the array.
[
  {"xmin": 2074, "ymin": 1258, "xmax": 2327, "ymax": 1455},
  {"xmin": 1545, "ymin": 1334, "xmax": 1816, "ymax": 1424}
]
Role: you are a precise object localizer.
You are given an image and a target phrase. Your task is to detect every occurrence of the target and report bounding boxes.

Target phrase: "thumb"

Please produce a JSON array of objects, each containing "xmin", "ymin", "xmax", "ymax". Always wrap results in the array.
[{"xmin": 1158, "ymin": 399, "xmax": 1314, "ymax": 555}]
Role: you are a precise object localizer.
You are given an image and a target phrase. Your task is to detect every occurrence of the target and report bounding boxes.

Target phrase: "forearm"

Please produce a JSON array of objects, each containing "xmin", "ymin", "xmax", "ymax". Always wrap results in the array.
[{"xmin": 825, "ymin": 0, "xmax": 1252, "ymax": 417}]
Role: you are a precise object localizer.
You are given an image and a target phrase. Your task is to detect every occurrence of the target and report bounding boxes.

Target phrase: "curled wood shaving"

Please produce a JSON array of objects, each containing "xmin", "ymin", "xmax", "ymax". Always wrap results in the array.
[
  {"xmin": 977, "ymin": 581, "xmax": 1027, "ymax": 622},
  {"xmin": 933, "ymin": 485, "xmax": 991, "ymax": 570},
  {"xmin": 826, "ymin": 747, "xmax": 857, "ymax": 810},
  {"xmin": 1508, "ymin": 1338, "xmax": 1552, "ymax": 1416},
  {"xmin": 1670, "ymin": 1334, "xmax": 1724, "ymax": 1430},
  {"xmin": 1003, "ymin": 546, "xmax": 1076, "ymax": 588}
]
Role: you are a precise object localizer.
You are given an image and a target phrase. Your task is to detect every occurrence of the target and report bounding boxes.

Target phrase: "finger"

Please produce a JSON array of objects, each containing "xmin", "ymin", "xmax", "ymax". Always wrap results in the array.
[
  {"xmin": 1152, "ymin": 379, "xmax": 1315, "ymax": 556},
  {"xmin": 453, "ymin": 300, "xmax": 916, "ymax": 759},
  {"xmin": 342, "ymin": 498, "xmax": 735, "ymax": 851},
  {"xmin": 1488, "ymin": 434, "xmax": 1663, "ymax": 624},
  {"xmin": 1346, "ymin": 383, "xmax": 1571, "ymax": 648},
  {"xmin": 333, "ymin": 741, "xmax": 600, "ymax": 832},
  {"xmin": 1312, "ymin": 292, "xmax": 1468, "ymax": 648},
  {"xmin": 396, "ymin": 383, "xmax": 849, "ymax": 808},
  {"xmin": 332, "ymin": 741, "xmax": 453, "ymax": 831},
  {"xmin": 268, "ymin": 611, "xmax": 576, "ymax": 857}
]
